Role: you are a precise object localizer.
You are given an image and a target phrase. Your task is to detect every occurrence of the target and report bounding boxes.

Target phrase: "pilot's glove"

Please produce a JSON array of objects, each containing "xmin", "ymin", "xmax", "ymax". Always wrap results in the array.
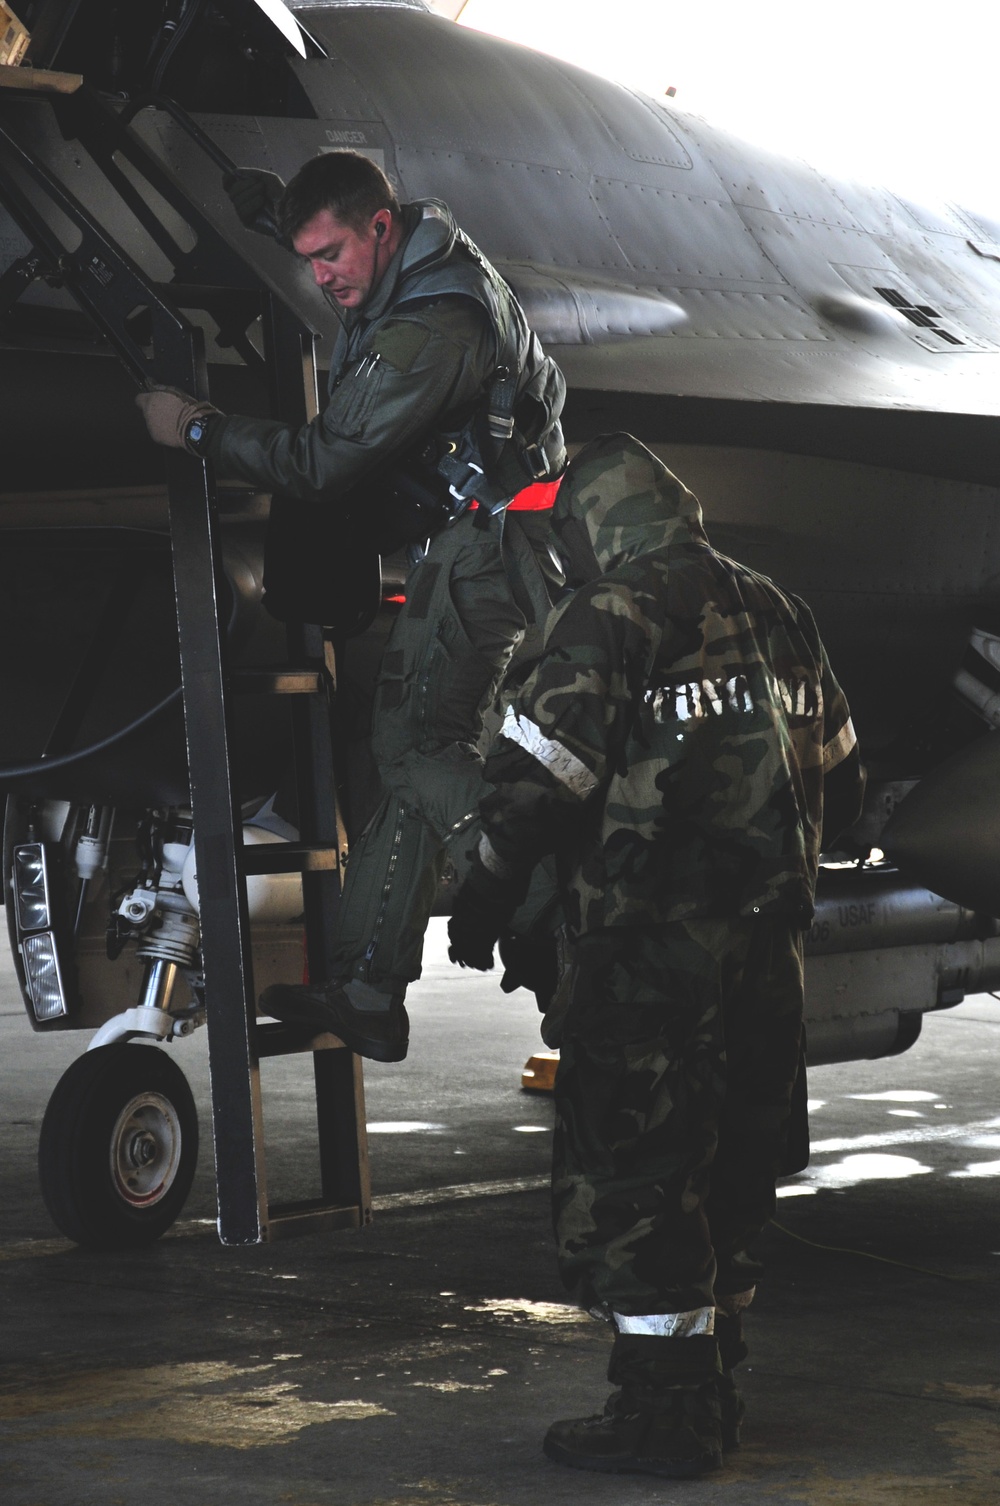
[
  {"xmin": 223, "ymin": 168, "xmax": 285, "ymax": 238},
  {"xmin": 135, "ymin": 385, "xmax": 220, "ymax": 452}
]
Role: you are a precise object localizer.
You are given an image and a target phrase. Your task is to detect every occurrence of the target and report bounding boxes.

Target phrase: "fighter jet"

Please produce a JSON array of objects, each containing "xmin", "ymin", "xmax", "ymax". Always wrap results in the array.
[{"xmin": 2, "ymin": 0, "xmax": 998, "ymax": 1247}]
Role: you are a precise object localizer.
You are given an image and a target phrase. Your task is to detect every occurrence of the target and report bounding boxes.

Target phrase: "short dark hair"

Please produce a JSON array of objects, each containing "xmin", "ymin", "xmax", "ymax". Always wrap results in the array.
[{"xmin": 278, "ymin": 151, "xmax": 400, "ymax": 241}]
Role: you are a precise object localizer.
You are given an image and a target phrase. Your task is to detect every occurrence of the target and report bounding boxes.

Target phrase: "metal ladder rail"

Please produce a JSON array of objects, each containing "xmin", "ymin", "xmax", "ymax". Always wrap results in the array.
[
  {"xmin": 235, "ymin": 290, "xmax": 369, "ymax": 1240},
  {"xmin": 0, "ymin": 86, "xmax": 368, "ymax": 1243}
]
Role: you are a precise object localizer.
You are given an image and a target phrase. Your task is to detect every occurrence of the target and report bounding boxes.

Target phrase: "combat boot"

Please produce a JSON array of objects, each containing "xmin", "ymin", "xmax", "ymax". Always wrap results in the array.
[
  {"xmin": 543, "ymin": 1333, "xmax": 723, "ymax": 1479},
  {"xmin": 715, "ymin": 1310, "xmax": 749, "ymax": 1449},
  {"xmin": 259, "ymin": 979, "xmax": 409, "ymax": 1062}
]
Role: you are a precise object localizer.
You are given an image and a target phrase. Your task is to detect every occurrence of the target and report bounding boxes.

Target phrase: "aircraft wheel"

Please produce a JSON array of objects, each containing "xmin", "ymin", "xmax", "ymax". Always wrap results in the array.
[{"xmin": 38, "ymin": 1045, "xmax": 199, "ymax": 1249}]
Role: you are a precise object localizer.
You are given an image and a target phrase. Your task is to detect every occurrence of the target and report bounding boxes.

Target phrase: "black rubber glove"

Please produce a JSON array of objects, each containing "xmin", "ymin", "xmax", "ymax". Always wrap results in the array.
[
  {"xmin": 222, "ymin": 168, "xmax": 285, "ymax": 238},
  {"xmin": 497, "ymin": 929, "xmax": 559, "ymax": 1004},
  {"xmin": 448, "ymin": 884, "xmax": 503, "ymax": 971}
]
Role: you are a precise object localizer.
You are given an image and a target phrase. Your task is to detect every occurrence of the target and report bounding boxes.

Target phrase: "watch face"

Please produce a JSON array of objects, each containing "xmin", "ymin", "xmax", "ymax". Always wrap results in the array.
[{"xmin": 187, "ymin": 419, "xmax": 204, "ymax": 446}]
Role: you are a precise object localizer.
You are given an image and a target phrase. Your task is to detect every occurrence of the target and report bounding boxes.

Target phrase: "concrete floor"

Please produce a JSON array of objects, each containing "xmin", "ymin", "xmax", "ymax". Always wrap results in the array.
[{"xmin": 1, "ymin": 920, "xmax": 998, "ymax": 1505}]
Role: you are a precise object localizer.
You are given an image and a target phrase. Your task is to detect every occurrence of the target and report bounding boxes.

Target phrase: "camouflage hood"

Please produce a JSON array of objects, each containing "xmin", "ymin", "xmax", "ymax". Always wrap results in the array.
[{"xmin": 551, "ymin": 433, "xmax": 707, "ymax": 583}]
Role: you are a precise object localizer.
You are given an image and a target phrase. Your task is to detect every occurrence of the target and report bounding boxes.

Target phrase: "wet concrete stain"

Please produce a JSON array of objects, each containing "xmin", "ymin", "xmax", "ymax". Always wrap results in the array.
[
  {"xmin": 462, "ymin": 1298, "xmax": 589, "ymax": 1325},
  {"xmin": 0, "ymin": 1361, "xmax": 392, "ymax": 1447},
  {"xmin": 927, "ymin": 1380, "xmax": 1000, "ymax": 1410},
  {"xmin": 717, "ymin": 1409, "xmax": 1000, "ymax": 1505}
]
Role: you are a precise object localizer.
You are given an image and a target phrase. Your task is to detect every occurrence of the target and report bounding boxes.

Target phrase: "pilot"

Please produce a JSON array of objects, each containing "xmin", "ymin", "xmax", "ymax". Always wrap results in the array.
[
  {"xmin": 446, "ymin": 433, "xmax": 866, "ymax": 1480},
  {"xmin": 136, "ymin": 150, "xmax": 565, "ymax": 1064}
]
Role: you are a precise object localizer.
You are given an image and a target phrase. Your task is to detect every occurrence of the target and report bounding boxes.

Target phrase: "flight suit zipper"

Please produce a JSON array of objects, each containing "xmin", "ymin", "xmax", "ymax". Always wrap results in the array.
[{"xmin": 363, "ymin": 799, "xmax": 406, "ymax": 976}]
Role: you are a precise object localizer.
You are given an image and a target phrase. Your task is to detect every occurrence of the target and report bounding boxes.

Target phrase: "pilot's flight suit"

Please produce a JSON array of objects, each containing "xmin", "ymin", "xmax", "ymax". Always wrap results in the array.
[
  {"xmin": 204, "ymin": 199, "xmax": 565, "ymax": 998},
  {"xmin": 450, "ymin": 433, "xmax": 865, "ymax": 1474}
]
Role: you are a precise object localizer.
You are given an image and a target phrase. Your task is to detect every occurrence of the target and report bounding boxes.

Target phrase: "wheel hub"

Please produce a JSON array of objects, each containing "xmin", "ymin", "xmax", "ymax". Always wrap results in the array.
[
  {"xmin": 110, "ymin": 1092, "xmax": 183, "ymax": 1207},
  {"xmin": 128, "ymin": 1131, "xmax": 159, "ymax": 1168}
]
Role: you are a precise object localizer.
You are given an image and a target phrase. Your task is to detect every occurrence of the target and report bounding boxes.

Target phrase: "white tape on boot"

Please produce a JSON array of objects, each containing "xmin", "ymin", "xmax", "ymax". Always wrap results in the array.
[{"xmin": 613, "ymin": 1307, "xmax": 715, "ymax": 1337}]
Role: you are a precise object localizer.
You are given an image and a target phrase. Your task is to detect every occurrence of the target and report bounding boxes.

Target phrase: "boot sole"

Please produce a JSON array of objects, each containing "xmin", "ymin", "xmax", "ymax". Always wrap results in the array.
[
  {"xmin": 259, "ymin": 996, "xmax": 408, "ymax": 1063},
  {"xmin": 543, "ymin": 1436, "xmax": 722, "ymax": 1479},
  {"xmin": 333, "ymin": 1031, "xmax": 408, "ymax": 1063}
]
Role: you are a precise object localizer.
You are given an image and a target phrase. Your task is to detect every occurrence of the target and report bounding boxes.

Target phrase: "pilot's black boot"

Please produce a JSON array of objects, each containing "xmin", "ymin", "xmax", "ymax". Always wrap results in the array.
[
  {"xmin": 715, "ymin": 1311, "xmax": 749, "ymax": 1449},
  {"xmin": 259, "ymin": 979, "xmax": 409, "ymax": 1062},
  {"xmin": 543, "ymin": 1333, "xmax": 723, "ymax": 1479}
]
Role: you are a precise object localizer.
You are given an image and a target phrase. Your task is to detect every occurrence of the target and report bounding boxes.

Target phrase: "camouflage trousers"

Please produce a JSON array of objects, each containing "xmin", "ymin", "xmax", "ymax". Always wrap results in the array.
[
  {"xmin": 553, "ymin": 916, "xmax": 804, "ymax": 1315},
  {"xmin": 330, "ymin": 509, "xmax": 552, "ymax": 992}
]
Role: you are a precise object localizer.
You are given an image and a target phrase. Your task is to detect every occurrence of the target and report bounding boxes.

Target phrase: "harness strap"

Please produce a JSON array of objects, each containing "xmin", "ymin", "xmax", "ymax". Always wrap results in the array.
[
  {"xmin": 500, "ymin": 511, "xmax": 557, "ymax": 627},
  {"xmin": 424, "ymin": 231, "xmax": 563, "ymax": 517},
  {"xmin": 454, "ymin": 228, "xmax": 520, "ymax": 446}
]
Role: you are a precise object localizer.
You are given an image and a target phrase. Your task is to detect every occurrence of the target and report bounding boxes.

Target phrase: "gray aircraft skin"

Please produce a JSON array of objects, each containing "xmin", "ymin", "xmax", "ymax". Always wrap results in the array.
[{"xmin": 1, "ymin": 0, "xmax": 999, "ymax": 1242}]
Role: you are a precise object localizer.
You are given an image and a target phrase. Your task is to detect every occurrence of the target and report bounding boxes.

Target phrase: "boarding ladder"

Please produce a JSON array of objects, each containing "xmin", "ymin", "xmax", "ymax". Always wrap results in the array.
[{"xmin": 0, "ymin": 69, "xmax": 371, "ymax": 1244}]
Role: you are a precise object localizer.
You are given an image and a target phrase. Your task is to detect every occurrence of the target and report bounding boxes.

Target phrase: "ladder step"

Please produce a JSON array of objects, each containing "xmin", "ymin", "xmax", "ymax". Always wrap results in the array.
[
  {"xmin": 255, "ymin": 1020, "xmax": 348, "ymax": 1057},
  {"xmin": 231, "ymin": 666, "xmax": 322, "ymax": 695},
  {"xmin": 264, "ymin": 1200, "xmax": 366, "ymax": 1239},
  {"xmin": 0, "ymin": 64, "xmax": 83, "ymax": 95},
  {"xmin": 242, "ymin": 841, "xmax": 339, "ymax": 875}
]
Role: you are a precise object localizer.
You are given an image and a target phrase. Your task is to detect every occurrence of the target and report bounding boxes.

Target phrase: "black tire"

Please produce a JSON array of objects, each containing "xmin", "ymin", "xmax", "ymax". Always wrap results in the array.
[{"xmin": 38, "ymin": 1044, "xmax": 199, "ymax": 1249}]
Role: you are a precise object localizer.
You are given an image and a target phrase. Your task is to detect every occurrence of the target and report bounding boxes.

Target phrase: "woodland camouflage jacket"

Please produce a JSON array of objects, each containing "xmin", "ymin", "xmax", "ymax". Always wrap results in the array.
[{"xmin": 477, "ymin": 433, "xmax": 862, "ymax": 932}]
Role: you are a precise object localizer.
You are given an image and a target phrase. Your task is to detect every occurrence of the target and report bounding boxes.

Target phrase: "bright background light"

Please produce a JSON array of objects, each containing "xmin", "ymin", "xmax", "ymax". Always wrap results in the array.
[{"xmin": 457, "ymin": 0, "xmax": 998, "ymax": 211}]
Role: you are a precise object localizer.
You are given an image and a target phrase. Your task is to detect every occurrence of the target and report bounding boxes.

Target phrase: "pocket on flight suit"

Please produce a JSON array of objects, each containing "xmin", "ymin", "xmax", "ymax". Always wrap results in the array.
[
  {"xmin": 328, "ymin": 355, "xmax": 386, "ymax": 440},
  {"xmin": 365, "ymin": 574, "xmax": 507, "ymax": 837},
  {"xmin": 371, "ymin": 528, "xmax": 524, "ymax": 771},
  {"xmin": 421, "ymin": 538, "xmax": 526, "ymax": 750},
  {"xmin": 414, "ymin": 597, "xmax": 507, "ymax": 755}
]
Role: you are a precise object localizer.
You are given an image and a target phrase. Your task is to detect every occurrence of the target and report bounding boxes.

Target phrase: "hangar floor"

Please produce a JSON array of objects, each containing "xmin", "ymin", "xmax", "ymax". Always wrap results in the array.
[{"xmin": 1, "ymin": 921, "xmax": 998, "ymax": 1505}]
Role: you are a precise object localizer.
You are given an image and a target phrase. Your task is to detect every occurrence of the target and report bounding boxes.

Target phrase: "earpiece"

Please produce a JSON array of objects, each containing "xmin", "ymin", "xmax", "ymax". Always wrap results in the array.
[{"xmin": 375, "ymin": 220, "xmax": 385, "ymax": 238}]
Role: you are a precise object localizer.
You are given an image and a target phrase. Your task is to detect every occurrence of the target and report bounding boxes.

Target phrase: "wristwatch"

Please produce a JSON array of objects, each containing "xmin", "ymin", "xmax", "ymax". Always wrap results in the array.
[{"xmin": 185, "ymin": 414, "xmax": 212, "ymax": 452}]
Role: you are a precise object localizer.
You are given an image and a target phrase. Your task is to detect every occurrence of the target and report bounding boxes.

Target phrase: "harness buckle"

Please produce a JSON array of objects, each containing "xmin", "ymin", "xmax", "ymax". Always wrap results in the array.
[
  {"xmin": 487, "ymin": 413, "xmax": 516, "ymax": 441},
  {"xmin": 523, "ymin": 441, "xmax": 550, "ymax": 480},
  {"xmin": 447, "ymin": 459, "xmax": 484, "ymax": 504},
  {"xmin": 445, "ymin": 460, "xmax": 484, "ymax": 523}
]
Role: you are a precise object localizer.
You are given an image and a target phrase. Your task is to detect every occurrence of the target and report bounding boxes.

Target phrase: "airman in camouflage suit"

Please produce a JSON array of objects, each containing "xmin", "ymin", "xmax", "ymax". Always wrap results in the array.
[{"xmin": 448, "ymin": 432, "xmax": 865, "ymax": 1478}]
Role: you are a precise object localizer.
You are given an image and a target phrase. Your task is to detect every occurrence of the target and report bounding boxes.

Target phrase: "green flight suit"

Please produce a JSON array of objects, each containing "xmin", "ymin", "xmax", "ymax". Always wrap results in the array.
[{"xmin": 205, "ymin": 198, "xmax": 565, "ymax": 990}]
